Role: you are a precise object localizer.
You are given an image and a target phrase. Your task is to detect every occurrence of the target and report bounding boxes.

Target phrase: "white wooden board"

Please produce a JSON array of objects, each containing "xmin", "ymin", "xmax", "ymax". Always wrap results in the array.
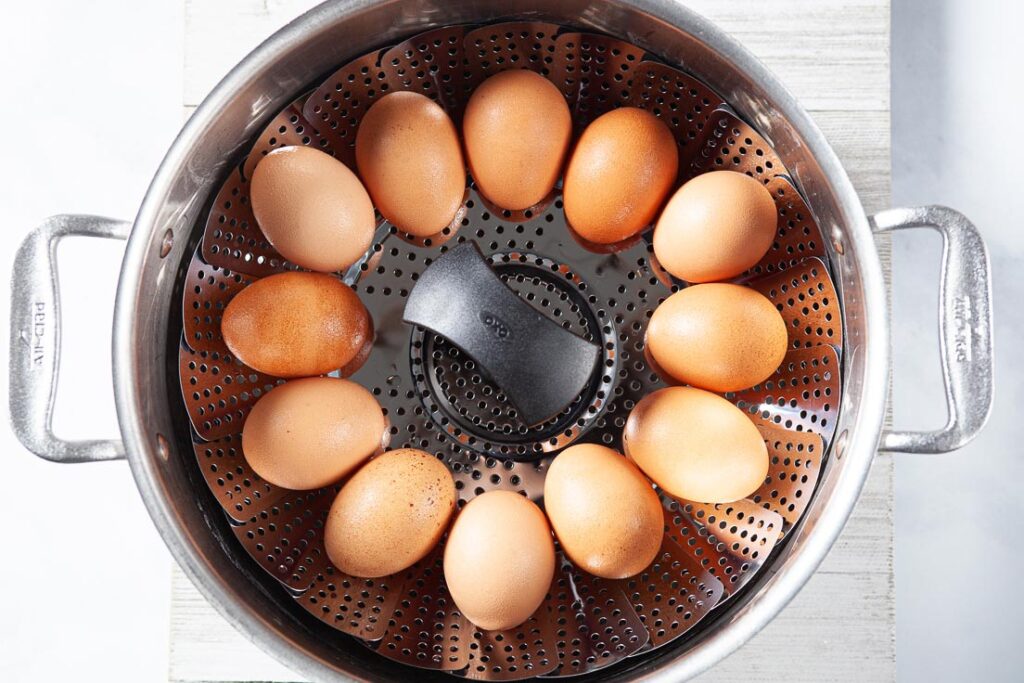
[{"xmin": 171, "ymin": 0, "xmax": 893, "ymax": 680}]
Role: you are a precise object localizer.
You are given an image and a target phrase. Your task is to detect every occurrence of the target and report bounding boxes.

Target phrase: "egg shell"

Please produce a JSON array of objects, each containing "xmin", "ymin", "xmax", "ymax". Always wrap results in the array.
[
  {"xmin": 241, "ymin": 377, "xmax": 386, "ymax": 490},
  {"xmin": 444, "ymin": 491, "xmax": 555, "ymax": 631},
  {"xmin": 221, "ymin": 271, "xmax": 372, "ymax": 378},
  {"xmin": 356, "ymin": 91, "xmax": 465, "ymax": 236},
  {"xmin": 250, "ymin": 146, "xmax": 376, "ymax": 272},
  {"xmin": 324, "ymin": 449, "xmax": 456, "ymax": 578},
  {"xmin": 563, "ymin": 107, "xmax": 679, "ymax": 244},
  {"xmin": 543, "ymin": 444, "xmax": 663, "ymax": 579},
  {"xmin": 646, "ymin": 283, "xmax": 787, "ymax": 392},
  {"xmin": 623, "ymin": 386, "xmax": 768, "ymax": 504},
  {"xmin": 463, "ymin": 70, "xmax": 572, "ymax": 211},
  {"xmin": 653, "ymin": 170, "xmax": 777, "ymax": 282}
]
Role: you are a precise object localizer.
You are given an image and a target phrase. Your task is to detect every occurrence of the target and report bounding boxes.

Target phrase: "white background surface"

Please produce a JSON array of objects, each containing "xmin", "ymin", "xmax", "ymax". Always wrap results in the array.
[{"xmin": 0, "ymin": 1, "xmax": 1020, "ymax": 682}]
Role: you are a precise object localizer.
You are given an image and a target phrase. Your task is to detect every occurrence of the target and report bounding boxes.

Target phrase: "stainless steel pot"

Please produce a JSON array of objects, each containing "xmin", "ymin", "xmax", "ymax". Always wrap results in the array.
[{"xmin": 9, "ymin": 1, "xmax": 993, "ymax": 680}]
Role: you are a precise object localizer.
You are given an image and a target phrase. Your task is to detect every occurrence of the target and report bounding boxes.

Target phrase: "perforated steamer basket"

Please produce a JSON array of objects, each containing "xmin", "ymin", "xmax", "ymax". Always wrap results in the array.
[{"xmin": 9, "ymin": 1, "xmax": 994, "ymax": 681}]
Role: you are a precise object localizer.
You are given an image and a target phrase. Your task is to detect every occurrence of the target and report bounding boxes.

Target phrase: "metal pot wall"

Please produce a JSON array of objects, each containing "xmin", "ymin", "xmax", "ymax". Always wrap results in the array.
[{"xmin": 8, "ymin": 0, "xmax": 993, "ymax": 680}]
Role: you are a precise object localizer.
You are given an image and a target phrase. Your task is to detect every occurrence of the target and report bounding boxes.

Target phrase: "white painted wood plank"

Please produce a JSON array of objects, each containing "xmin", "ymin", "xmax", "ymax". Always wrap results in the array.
[{"xmin": 172, "ymin": 0, "xmax": 893, "ymax": 680}]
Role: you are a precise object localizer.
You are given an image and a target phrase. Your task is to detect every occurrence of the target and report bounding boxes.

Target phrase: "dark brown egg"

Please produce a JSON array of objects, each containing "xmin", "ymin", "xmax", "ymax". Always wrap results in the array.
[{"xmin": 221, "ymin": 271, "xmax": 372, "ymax": 378}]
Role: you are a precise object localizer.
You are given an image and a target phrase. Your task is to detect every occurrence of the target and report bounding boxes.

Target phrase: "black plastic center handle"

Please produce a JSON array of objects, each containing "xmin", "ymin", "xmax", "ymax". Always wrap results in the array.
[{"xmin": 403, "ymin": 242, "xmax": 600, "ymax": 427}]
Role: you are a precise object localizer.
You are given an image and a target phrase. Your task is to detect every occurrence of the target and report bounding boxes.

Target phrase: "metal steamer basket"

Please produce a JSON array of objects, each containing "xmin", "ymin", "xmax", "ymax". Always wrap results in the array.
[{"xmin": 9, "ymin": 1, "xmax": 993, "ymax": 681}]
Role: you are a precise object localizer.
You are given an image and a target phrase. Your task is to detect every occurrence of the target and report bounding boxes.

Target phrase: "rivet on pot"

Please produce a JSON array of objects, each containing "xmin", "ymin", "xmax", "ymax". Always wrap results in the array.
[
  {"xmin": 156, "ymin": 433, "xmax": 170, "ymax": 460},
  {"xmin": 159, "ymin": 229, "xmax": 174, "ymax": 258},
  {"xmin": 835, "ymin": 428, "xmax": 849, "ymax": 459}
]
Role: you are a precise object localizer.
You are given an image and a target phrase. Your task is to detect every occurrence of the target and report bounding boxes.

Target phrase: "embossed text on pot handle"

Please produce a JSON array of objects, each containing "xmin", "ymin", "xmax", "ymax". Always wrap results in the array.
[
  {"xmin": 872, "ymin": 205, "xmax": 994, "ymax": 453},
  {"xmin": 9, "ymin": 214, "xmax": 130, "ymax": 463}
]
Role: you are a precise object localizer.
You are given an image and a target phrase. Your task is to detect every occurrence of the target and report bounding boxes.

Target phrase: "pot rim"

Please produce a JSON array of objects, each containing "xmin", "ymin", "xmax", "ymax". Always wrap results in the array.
[{"xmin": 113, "ymin": 1, "xmax": 890, "ymax": 680}]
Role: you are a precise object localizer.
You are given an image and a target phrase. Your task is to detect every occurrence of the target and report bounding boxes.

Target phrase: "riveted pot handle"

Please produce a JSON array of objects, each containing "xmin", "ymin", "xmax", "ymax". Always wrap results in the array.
[
  {"xmin": 871, "ymin": 205, "xmax": 994, "ymax": 453},
  {"xmin": 9, "ymin": 214, "xmax": 130, "ymax": 463}
]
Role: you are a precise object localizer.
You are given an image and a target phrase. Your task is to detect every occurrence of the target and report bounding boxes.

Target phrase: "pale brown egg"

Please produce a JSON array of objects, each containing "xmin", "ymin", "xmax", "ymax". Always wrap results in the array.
[
  {"xmin": 463, "ymin": 69, "xmax": 572, "ymax": 210},
  {"xmin": 355, "ymin": 91, "xmax": 465, "ymax": 236},
  {"xmin": 444, "ymin": 491, "xmax": 555, "ymax": 630},
  {"xmin": 324, "ymin": 449, "xmax": 455, "ymax": 578},
  {"xmin": 242, "ymin": 377, "xmax": 386, "ymax": 490},
  {"xmin": 646, "ymin": 283, "xmax": 787, "ymax": 392},
  {"xmin": 563, "ymin": 107, "xmax": 678, "ymax": 244},
  {"xmin": 221, "ymin": 271, "xmax": 372, "ymax": 378},
  {"xmin": 623, "ymin": 386, "xmax": 768, "ymax": 504},
  {"xmin": 250, "ymin": 146, "xmax": 376, "ymax": 272},
  {"xmin": 543, "ymin": 444, "xmax": 663, "ymax": 579},
  {"xmin": 653, "ymin": 170, "xmax": 777, "ymax": 282}
]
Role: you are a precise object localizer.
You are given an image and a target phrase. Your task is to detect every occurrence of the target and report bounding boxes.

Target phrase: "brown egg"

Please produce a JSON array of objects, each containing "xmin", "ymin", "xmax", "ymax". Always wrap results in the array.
[
  {"xmin": 356, "ymin": 91, "xmax": 465, "ymax": 236},
  {"xmin": 623, "ymin": 386, "xmax": 768, "ymax": 504},
  {"xmin": 242, "ymin": 377, "xmax": 386, "ymax": 490},
  {"xmin": 444, "ymin": 491, "xmax": 555, "ymax": 630},
  {"xmin": 463, "ymin": 70, "xmax": 572, "ymax": 210},
  {"xmin": 324, "ymin": 449, "xmax": 455, "ymax": 578},
  {"xmin": 563, "ymin": 107, "xmax": 678, "ymax": 244},
  {"xmin": 647, "ymin": 283, "xmax": 787, "ymax": 392},
  {"xmin": 250, "ymin": 146, "xmax": 376, "ymax": 272},
  {"xmin": 653, "ymin": 170, "xmax": 777, "ymax": 282},
  {"xmin": 221, "ymin": 271, "xmax": 372, "ymax": 378},
  {"xmin": 544, "ymin": 444, "xmax": 663, "ymax": 579}
]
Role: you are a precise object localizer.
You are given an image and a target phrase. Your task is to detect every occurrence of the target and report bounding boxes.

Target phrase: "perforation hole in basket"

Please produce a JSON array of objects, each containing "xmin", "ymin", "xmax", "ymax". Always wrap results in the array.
[
  {"xmin": 690, "ymin": 108, "xmax": 786, "ymax": 184},
  {"xmin": 664, "ymin": 497, "xmax": 783, "ymax": 598},
  {"xmin": 182, "ymin": 250, "xmax": 253, "ymax": 353},
  {"xmin": 376, "ymin": 546, "xmax": 469, "ymax": 670},
  {"xmin": 232, "ymin": 488, "xmax": 336, "ymax": 592},
  {"xmin": 544, "ymin": 557, "xmax": 648, "ymax": 676},
  {"xmin": 296, "ymin": 558, "xmax": 406, "ymax": 641},
  {"xmin": 729, "ymin": 344, "xmax": 841, "ymax": 446},
  {"xmin": 178, "ymin": 340, "xmax": 283, "ymax": 442},
  {"xmin": 202, "ymin": 97, "xmax": 328, "ymax": 276},
  {"xmin": 464, "ymin": 22, "xmax": 561, "ymax": 79},
  {"xmin": 612, "ymin": 535, "xmax": 724, "ymax": 649},
  {"xmin": 192, "ymin": 433, "xmax": 292, "ymax": 523},
  {"xmin": 549, "ymin": 33, "xmax": 646, "ymax": 128},
  {"xmin": 753, "ymin": 425, "xmax": 825, "ymax": 533},
  {"xmin": 751, "ymin": 256, "xmax": 843, "ymax": 350},
  {"xmin": 626, "ymin": 61, "xmax": 724, "ymax": 154}
]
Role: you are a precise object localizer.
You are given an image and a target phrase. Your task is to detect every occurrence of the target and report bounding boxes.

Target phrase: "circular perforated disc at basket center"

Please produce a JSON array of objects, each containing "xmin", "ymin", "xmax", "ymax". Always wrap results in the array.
[{"xmin": 409, "ymin": 251, "xmax": 616, "ymax": 460}]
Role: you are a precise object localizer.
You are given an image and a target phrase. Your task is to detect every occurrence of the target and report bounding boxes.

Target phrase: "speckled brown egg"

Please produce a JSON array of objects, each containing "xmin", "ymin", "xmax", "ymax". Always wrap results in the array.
[
  {"xmin": 646, "ymin": 283, "xmax": 787, "ymax": 392},
  {"xmin": 324, "ymin": 449, "xmax": 455, "ymax": 578},
  {"xmin": 242, "ymin": 377, "xmax": 386, "ymax": 490},
  {"xmin": 544, "ymin": 444, "xmax": 663, "ymax": 579},
  {"xmin": 356, "ymin": 91, "xmax": 465, "ymax": 236},
  {"xmin": 653, "ymin": 170, "xmax": 777, "ymax": 282},
  {"xmin": 563, "ymin": 107, "xmax": 678, "ymax": 244},
  {"xmin": 221, "ymin": 271, "xmax": 372, "ymax": 378},
  {"xmin": 623, "ymin": 386, "xmax": 768, "ymax": 504},
  {"xmin": 250, "ymin": 146, "xmax": 376, "ymax": 272},
  {"xmin": 444, "ymin": 491, "xmax": 555, "ymax": 631},
  {"xmin": 463, "ymin": 69, "xmax": 572, "ymax": 210}
]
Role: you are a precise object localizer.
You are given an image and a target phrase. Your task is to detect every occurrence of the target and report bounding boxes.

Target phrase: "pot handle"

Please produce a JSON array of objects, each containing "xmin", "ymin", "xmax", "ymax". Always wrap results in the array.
[
  {"xmin": 9, "ymin": 214, "xmax": 131, "ymax": 463},
  {"xmin": 871, "ymin": 205, "xmax": 993, "ymax": 453}
]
